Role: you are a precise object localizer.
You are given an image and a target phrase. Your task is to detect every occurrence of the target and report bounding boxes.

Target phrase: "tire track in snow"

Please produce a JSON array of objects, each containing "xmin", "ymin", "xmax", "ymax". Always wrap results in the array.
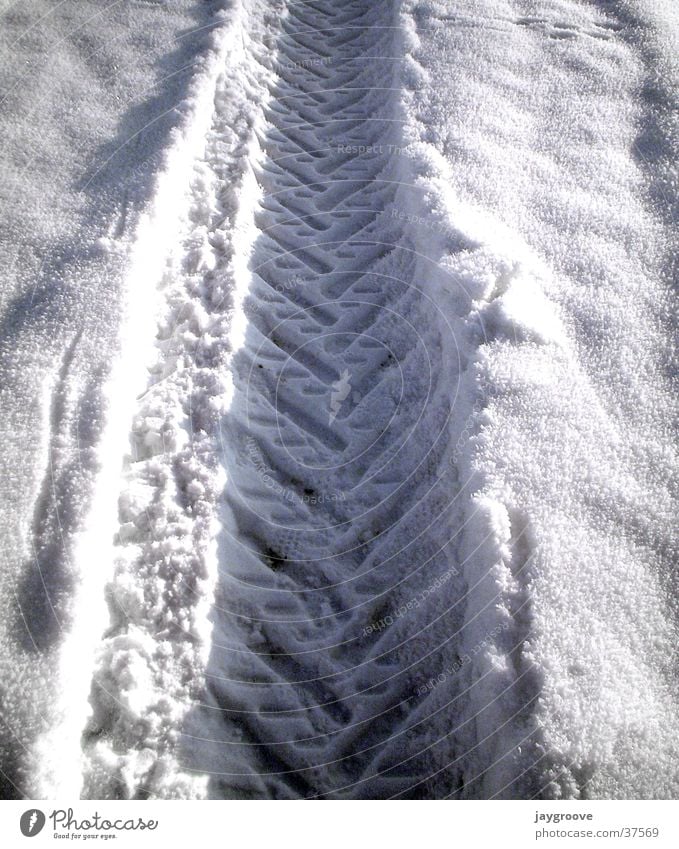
[
  {"xmin": 182, "ymin": 0, "xmax": 503, "ymax": 800},
  {"xmin": 79, "ymin": 0, "xmax": 540, "ymax": 800}
]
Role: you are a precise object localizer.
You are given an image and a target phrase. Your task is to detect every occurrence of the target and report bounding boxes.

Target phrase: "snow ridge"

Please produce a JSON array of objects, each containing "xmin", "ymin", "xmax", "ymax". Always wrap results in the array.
[{"xmin": 71, "ymin": 0, "xmax": 280, "ymax": 800}]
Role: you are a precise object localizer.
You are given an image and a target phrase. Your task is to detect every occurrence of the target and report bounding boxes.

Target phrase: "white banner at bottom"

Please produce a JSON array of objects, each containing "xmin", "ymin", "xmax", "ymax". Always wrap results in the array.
[{"xmin": 0, "ymin": 800, "xmax": 677, "ymax": 849}]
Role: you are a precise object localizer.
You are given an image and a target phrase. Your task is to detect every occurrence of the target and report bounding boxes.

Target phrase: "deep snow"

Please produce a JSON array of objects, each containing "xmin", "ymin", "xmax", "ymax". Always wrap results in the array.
[
  {"xmin": 0, "ymin": 0, "xmax": 677, "ymax": 800},
  {"xmin": 0, "ymin": 0, "xmax": 238, "ymax": 798}
]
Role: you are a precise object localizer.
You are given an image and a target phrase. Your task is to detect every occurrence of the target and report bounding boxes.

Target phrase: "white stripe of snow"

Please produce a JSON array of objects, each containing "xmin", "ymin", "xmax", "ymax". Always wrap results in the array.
[{"xmin": 27, "ymin": 1, "xmax": 256, "ymax": 799}]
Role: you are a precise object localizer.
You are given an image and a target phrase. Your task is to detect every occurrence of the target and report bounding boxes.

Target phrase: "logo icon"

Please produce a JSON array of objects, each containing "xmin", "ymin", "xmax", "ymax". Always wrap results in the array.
[
  {"xmin": 20, "ymin": 809, "xmax": 45, "ymax": 837},
  {"xmin": 329, "ymin": 369, "xmax": 351, "ymax": 425}
]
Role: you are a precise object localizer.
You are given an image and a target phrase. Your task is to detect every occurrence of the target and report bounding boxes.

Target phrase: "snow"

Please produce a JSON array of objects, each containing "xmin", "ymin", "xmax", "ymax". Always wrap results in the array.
[
  {"xmin": 399, "ymin": 0, "xmax": 679, "ymax": 796},
  {"xmin": 0, "ymin": 0, "xmax": 245, "ymax": 799},
  {"xmin": 0, "ymin": 0, "xmax": 676, "ymax": 800}
]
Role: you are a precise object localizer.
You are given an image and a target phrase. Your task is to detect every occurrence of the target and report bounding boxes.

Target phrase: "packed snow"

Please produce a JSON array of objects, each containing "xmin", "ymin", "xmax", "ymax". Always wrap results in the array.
[{"xmin": 0, "ymin": 0, "xmax": 676, "ymax": 800}]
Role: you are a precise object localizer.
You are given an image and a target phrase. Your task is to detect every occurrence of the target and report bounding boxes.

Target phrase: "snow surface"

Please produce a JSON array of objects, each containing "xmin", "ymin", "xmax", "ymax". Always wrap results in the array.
[
  {"xmin": 0, "ymin": 0, "xmax": 677, "ymax": 799},
  {"xmin": 0, "ymin": 0, "xmax": 240, "ymax": 798}
]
